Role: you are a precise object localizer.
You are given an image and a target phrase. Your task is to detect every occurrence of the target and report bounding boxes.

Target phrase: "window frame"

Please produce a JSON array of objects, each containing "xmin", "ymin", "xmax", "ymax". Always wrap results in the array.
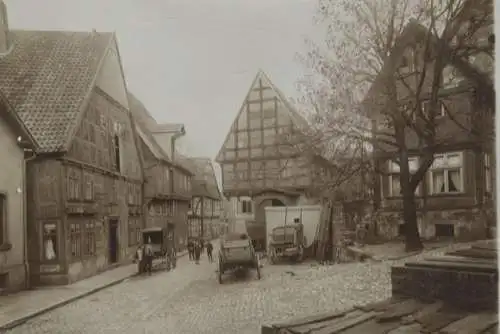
[
  {"xmin": 42, "ymin": 221, "xmax": 59, "ymax": 262},
  {"xmin": 484, "ymin": 153, "xmax": 492, "ymax": 194},
  {"xmin": 241, "ymin": 200, "xmax": 253, "ymax": 214},
  {"xmin": 421, "ymin": 100, "xmax": 446, "ymax": 118},
  {"xmin": 0, "ymin": 193, "xmax": 6, "ymax": 247},
  {"xmin": 69, "ymin": 222, "xmax": 82, "ymax": 261},
  {"xmin": 428, "ymin": 152, "xmax": 465, "ymax": 195},
  {"xmin": 387, "ymin": 157, "xmax": 421, "ymax": 197}
]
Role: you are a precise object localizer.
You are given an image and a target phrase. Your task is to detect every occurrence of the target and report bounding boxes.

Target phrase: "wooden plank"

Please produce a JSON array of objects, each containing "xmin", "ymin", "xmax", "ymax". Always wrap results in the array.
[
  {"xmin": 376, "ymin": 298, "xmax": 428, "ymax": 322},
  {"xmin": 333, "ymin": 318, "xmax": 401, "ymax": 334},
  {"xmin": 419, "ymin": 308, "xmax": 467, "ymax": 333},
  {"xmin": 446, "ymin": 248, "xmax": 497, "ymax": 260},
  {"xmin": 355, "ymin": 297, "xmax": 407, "ymax": 312},
  {"xmin": 423, "ymin": 255, "xmax": 496, "ymax": 266},
  {"xmin": 312, "ymin": 312, "xmax": 378, "ymax": 334},
  {"xmin": 288, "ymin": 310, "xmax": 365, "ymax": 334},
  {"xmin": 386, "ymin": 323, "xmax": 422, "ymax": 334},
  {"xmin": 405, "ymin": 260, "xmax": 497, "ymax": 272},
  {"xmin": 410, "ymin": 301, "xmax": 444, "ymax": 322},
  {"xmin": 439, "ymin": 312, "xmax": 498, "ymax": 334},
  {"xmin": 272, "ymin": 309, "xmax": 351, "ymax": 329}
]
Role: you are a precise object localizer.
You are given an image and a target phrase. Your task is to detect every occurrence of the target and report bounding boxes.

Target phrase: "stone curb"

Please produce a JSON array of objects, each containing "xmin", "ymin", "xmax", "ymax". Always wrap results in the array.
[{"xmin": 0, "ymin": 251, "xmax": 189, "ymax": 332}]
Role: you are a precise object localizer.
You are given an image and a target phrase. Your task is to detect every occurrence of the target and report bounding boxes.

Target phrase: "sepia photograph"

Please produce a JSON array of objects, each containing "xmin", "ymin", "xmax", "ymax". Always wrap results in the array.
[{"xmin": 0, "ymin": 0, "xmax": 496, "ymax": 333}]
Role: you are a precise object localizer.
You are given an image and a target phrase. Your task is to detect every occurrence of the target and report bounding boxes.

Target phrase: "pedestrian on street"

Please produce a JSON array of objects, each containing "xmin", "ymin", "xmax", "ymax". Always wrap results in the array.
[
  {"xmin": 187, "ymin": 239, "xmax": 194, "ymax": 261},
  {"xmin": 356, "ymin": 223, "xmax": 367, "ymax": 248},
  {"xmin": 194, "ymin": 240, "xmax": 201, "ymax": 265},
  {"xmin": 144, "ymin": 238, "xmax": 154, "ymax": 275},
  {"xmin": 206, "ymin": 241, "xmax": 213, "ymax": 262}
]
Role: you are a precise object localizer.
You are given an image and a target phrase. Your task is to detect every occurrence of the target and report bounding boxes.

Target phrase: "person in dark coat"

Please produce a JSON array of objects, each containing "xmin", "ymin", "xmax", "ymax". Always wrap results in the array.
[
  {"xmin": 194, "ymin": 240, "xmax": 201, "ymax": 265},
  {"xmin": 206, "ymin": 241, "xmax": 214, "ymax": 262},
  {"xmin": 187, "ymin": 239, "xmax": 194, "ymax": 261}
]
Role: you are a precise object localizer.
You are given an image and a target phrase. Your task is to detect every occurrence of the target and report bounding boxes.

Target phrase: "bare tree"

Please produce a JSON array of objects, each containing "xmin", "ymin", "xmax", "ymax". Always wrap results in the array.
[{"xmin": 295, "ymin": 0, "xmax": 493, "ymax": 251}]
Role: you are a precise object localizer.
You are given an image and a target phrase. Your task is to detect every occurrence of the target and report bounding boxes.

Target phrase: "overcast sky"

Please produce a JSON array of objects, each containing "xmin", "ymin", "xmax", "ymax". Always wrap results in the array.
[{"xmin": 7, "ymin": 0, "xmax": 320, "ymax": 159}]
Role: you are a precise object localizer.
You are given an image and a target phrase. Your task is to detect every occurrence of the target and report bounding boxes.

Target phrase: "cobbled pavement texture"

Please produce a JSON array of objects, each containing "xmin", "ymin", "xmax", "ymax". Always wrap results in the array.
[{"xmin": 5, "ymin": 242, "xmax": 474, "ymax": 334}]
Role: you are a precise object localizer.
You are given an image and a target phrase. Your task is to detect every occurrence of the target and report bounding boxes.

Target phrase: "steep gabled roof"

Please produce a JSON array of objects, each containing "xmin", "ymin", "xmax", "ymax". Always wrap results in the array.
[
  {"xmin": 177, "ymin": 155, "xmax": 221, "ymax": 199},
  {"xmin": 215, "ymin": 69, "xmax": 311, "ymax": 162},
  {"xmin": 0, "ymin": 30, "xmax": 113, "ymax": 153},
  {"xmin": 0, "ymin": 90, "xmax": 37, "ymax": 149},
  {"xmin": 128, "ymin": 92, "xmax": 170, "ymax": 162}
]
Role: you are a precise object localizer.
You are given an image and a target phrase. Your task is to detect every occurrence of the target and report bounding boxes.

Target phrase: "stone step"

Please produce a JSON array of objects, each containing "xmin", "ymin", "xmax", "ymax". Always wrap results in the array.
[{"xmin": 391, "ymin": 262, "xmax": 498, "ymax": 310}]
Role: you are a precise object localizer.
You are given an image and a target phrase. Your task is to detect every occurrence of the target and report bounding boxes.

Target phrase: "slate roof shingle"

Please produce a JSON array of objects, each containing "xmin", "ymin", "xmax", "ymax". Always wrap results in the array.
[{"xmin": 0, "ymin": 30, "xmax": 112, "ymax": 153}]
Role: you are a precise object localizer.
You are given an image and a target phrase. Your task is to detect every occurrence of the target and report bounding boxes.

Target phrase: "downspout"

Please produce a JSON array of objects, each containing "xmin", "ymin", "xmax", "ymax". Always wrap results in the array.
[
  {"xmin": 170, "ymin": 125, "xmax": 185, "ymax": 163},
  {"xmin": 22, "ymin": 149, "xmax": 37, "ymax": 290}
]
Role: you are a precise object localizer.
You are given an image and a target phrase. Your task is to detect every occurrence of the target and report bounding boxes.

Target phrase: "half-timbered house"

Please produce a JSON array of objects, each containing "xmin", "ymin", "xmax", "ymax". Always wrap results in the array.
[
  {"xmin": 0, "ymin": 91, "xmax": 37, "ymax": 293},
  {"xmin": 0, "ymin": 5, "xmax": 144, "ymax": 285},
  {"xmin": 128, "ymin": 93, "xmax": 193, "ymax": 252},
  {"xmin": 179, "ymin": 156, "xmax": 223, "ymax": 239},
  {"xmin": 368, "ymin": 16, "xmax": 494, "ymax": 241},
  {"xmin": 215, "ymin": 70, "xmax": 332, "ymax": 247}
]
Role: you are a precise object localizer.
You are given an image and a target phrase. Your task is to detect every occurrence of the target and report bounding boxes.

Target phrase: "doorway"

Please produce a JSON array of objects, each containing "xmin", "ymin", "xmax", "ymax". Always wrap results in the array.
[{"xmin": 108, "ymin": 219, "xmax": 119, "ymax": 264}]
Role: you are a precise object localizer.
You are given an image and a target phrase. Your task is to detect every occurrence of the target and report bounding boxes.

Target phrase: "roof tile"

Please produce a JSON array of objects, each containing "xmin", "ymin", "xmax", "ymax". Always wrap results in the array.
[{"xmin": 0, "ymin": 30, "xmax": 112, "ymax": 152}]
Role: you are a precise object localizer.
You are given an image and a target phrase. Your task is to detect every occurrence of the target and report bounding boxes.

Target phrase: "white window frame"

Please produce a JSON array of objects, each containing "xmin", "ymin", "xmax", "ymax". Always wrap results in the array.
[
  {"xmin": 484, "ymin": 153, "xmax": 491, "ymax": 194},
  {"xmin": 387, "ymin": 157, "xmax": 421, "ymax": 197},
  {"xmin": 428, "ymin": 152, "xmax": 464, "ymax": 195},
  {"xmin": 421, "ymin": 100, "xmax": 446, "ymax": 118}
]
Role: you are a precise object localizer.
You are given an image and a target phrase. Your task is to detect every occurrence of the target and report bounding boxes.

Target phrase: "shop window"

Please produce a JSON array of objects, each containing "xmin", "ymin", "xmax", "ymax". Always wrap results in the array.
[{"xmin": 43, "ymin": 222, "xmax": 58, "ymax": 261}]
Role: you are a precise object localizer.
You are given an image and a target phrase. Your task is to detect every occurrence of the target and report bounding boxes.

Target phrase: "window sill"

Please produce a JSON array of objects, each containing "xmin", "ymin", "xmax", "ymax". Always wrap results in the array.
[{"xmin": 0, "ymin": 242, "xmax": 12, "ymax": 252}]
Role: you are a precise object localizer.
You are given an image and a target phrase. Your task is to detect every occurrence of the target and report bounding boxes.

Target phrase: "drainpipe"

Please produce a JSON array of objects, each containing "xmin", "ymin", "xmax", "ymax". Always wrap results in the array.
[
  {"xmin": 20, "ymin": 142, "xmax": 37, "ymax": 290},
  {"xmin": 170, "ymin": 125, "xmax": 185, "ymax": 162}
]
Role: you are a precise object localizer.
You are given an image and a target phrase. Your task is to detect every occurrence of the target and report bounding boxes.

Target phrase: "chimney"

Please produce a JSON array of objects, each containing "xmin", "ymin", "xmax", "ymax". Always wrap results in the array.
[{"xmin": 0, "ymin": 0, "xmax": 9, "ymax": 54}]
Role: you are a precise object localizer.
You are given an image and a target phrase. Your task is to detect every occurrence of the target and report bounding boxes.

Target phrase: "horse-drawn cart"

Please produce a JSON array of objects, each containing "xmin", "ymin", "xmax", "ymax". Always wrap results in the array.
[
  {"xmin": 217, "ymin": 232, "xmax": 261, "ymax": 284},
  {"xmin": 136, "ymin": 225, "xmax": 176, "ymax": 274}
]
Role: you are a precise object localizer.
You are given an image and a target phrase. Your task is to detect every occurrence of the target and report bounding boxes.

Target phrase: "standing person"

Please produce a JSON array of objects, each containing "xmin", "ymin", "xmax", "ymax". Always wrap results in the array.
[
  {"xmin": 194, "ymin": 240, "xmax": 201, "ymax": 265},
  {"xmin": 187, "ymin": 239, "xmax": 194, "ymax": 261},
  {"xmin": 144, "ymin": 238, "xmax": 154, "ymax": 275},
  {"xmin": 206, "ymin": 240, "xmax": 213, "ymax": 262}
]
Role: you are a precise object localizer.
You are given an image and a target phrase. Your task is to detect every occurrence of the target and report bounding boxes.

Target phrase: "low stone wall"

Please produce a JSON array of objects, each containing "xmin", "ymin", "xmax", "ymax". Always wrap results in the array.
[{"xmin": 374, "ymin": 207, "xmax": 491, "ymax": 241}]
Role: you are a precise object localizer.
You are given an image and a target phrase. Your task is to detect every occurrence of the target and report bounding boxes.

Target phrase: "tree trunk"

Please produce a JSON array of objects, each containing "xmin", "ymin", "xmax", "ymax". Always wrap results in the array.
[{"xmin": 402, "ymin": 188, "xmax": 423, "ymax": 252}]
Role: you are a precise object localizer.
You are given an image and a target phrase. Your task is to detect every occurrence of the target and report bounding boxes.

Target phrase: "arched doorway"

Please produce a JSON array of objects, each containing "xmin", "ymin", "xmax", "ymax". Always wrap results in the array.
[{"xmin": 249, "ymin": 189, "xmax": 298, "ymax": 250}]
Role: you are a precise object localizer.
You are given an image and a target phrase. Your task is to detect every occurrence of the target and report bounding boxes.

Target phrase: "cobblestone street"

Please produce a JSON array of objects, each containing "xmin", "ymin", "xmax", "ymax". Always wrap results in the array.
[{"xmin": 5, "ymin": 243, "xmax": 474, "ymax": 334}]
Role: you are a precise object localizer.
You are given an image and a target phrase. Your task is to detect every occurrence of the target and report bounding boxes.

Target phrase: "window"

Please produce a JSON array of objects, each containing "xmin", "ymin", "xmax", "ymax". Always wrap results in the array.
[
  {"xmin": 435, "ymin": 223, "xmax": 455, "ymax": 237},
  {"xmin": 68, "ymin": 171, "xmax": 81, "ymax": 201},
  {"xmin": 113, "ymin": 135, "xmax": 121, "ymax": 172},
  {"xmin": 0, "ymin": 194, "xmax": 5, "ymax": 245},
  {"xmin": 70, "ymin": 223, "xmax": 81, "ymax": 259},
  {"xmin": 429, "ymin": 152, "xmax": 464, "ymax": 194},
  {"xmin": 128, "ymin": 218, "xmax": 140, "ymax": 246},
  {"xmin": 83, "ymin": 173, "xmax": 94, "ymax": 201},
  {"xmin": 421, "ymin": 100, "xmax": 446, "ymax": 118},
  {"xmin": 485, "ymin": 153, "xmax": 492, "ymax": 193},
  {"xmin": 83, "ymin": 220, "xmax": 96, "ymax": 256},
  {"xmin": 43, "ymin": 222, "xmax": 58, "ymax": 261},
  {"xmin": 442, "ymin": 66, "xmax": 463, "ymax": 88},
  {"xmin": 387, "ymin": 158, "xmax": 420, "ymax": 197},
  {"xmin": 241, "ymin": 200, "xmax": 252, "ymax": 214}
]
